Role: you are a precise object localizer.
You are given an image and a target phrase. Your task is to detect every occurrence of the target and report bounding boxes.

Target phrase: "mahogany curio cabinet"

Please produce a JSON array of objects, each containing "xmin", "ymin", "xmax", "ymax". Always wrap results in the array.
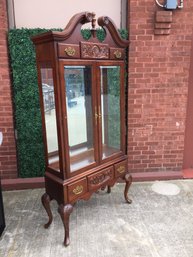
[{"xmin": 32, "ymin": 12, "xmax": 132, "ymax": 246}]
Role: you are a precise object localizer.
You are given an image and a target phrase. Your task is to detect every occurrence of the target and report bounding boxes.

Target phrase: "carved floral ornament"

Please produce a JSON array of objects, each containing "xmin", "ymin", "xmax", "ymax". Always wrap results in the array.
[
  {"xmin": 81, "ymin": 42, "xmax": 109, "ymax": 59},
  {"xmin": 89, "ymin": 169, "xmax": 112, "ymax": 185}
]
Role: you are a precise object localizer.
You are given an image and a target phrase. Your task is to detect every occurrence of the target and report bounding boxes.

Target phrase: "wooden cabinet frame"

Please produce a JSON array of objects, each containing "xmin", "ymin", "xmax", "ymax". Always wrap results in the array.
[{"xmin": 32, "ymin": 12, "xmax": 132, "ymax": 247}]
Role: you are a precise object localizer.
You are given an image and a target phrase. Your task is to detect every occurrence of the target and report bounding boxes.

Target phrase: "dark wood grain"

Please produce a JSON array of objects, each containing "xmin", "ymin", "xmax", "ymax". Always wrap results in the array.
[
  {"xmin": 41, "ymin": 193, "xmax": 53, "ymax": 228},
  {"xmin": 32, "ymin": 11, "xmax": 132, "ymax": 246},
  {"xmin": 124, "ymin": 173, "xmax": 132, "ymax": 204},
  {"xmin": 58, "ymin": 204, "xmax": 73, "ymax": 246}
]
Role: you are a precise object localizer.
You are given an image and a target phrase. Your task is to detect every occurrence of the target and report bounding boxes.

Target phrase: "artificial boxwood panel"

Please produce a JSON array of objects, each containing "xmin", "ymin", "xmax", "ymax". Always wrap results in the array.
[
  {"xmin": 8, "ymin": 28, "xmax": 128, "ymax": 178},
  {"xmin": 8, "ymin": 29, "xmax": 49, "ymax": 177}
]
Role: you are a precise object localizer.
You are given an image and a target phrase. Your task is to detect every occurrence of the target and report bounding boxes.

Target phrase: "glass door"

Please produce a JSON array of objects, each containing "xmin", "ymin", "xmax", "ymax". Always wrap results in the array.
[
  {"xmin": 98, "ymin": 63, "xmax": 125, "ymax": 161},
  {"xmin": 63, "ymin": 64, "xmax": 97, "ymax": 174},
  {"xmin": 40, "ymin": 66, "xmax": 60, "ymax": 171}
]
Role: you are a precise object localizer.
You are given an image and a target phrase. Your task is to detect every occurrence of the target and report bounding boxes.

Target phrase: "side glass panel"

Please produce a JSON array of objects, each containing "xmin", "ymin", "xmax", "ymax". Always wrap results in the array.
[
  {"xmin": 100, "ymin": 66, "xmax": 121, "ymax": 159},
  {"xmin": 64, "ymin": 66, "xmax": 95, "ymax": 172},
  {"xmin": 40, "ymin": 67, "xmax": 60, "ymax": 171}
]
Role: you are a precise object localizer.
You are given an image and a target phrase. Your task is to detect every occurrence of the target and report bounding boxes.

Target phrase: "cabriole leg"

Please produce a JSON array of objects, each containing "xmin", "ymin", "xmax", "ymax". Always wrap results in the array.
[
  {"xmin": 41, "ymin": 193, "xmax": 53, "ymax": 228},
  {"xmin": 124, "ymin": 173, "xmax": 132, "ymax": 204},
  {"xmin": 107, "ymin": 186, "xmax": 111, "ymax": 194},
  {"xmin": 58, "ymin": 204, "xmax": 73, "ymax": 247}
]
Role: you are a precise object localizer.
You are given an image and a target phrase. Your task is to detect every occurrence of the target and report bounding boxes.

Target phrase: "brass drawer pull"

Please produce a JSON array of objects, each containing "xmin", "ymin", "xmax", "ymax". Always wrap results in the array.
[
  {"xmin": 114, "ymin": 50, "xmax": 122, "ymax": 59},
  {"xmin": 72, "ymin": 185, "xmax": 83, "ymax": 195},
  {"xmin": 117, "ymin": 165, "xmax": 125, "ymax": 174},
  {"xmin": 65, "ymin": 47, "xmax": 76, "ymax": 56}
]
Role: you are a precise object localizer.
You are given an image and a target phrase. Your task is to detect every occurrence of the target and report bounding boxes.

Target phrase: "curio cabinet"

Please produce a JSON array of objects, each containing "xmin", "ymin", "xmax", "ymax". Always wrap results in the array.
[{"xmin": 32, "ymin": 12, "xmax": 132, "ymax": 246}]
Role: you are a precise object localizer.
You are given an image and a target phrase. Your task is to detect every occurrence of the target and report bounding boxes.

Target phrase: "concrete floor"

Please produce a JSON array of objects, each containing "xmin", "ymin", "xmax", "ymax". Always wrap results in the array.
[{"xmin": 1, "ymin": 180, "xmax": 193, "ymax": 257}]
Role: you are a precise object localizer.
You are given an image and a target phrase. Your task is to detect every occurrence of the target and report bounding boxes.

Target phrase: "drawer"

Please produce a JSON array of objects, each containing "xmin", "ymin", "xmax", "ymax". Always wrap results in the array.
[
  {"xmin": 87, "ymin": 166, "xmax": 114, "ymax": 191},
  {"xmin": 57, "ymin": 43, "xmax": 80, "ymax": 58},
  {"xmin": 67, "ymin": 178, "xmax": 87, "ymax": 202},
  {"xmin": 110, "ymin": 47, "xmax": 125, "ymax": 60},
  {"xmin": 114, "ymin": 160, "xmax": 127, "ymax": 178}
]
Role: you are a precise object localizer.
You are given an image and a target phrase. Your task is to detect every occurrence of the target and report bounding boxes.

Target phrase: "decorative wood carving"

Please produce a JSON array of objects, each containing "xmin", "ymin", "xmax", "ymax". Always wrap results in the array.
[
  {"xmin": 89, "ymin": 169, "xmax": 112, "ymax": 185},
  {"xmin": 81, "ymin": 42, "xmax": 109, "ymax": 59},
  {"xmin": 88, "ymin": 168, "xmax": 114, "ymax": 191}
]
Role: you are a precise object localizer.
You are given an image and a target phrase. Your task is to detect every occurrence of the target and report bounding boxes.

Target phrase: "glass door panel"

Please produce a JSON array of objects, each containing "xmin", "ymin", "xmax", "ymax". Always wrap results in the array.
[
  {"xmin": 40, "ymin": 67, "xmax": 60, "ymax": 171},
  {"xmin": 100, "ymin": 66, "xmax": 121, "ymax": 159},
  {"xmin": 64, "ymin": 66, "xmax": 95, "ymax": 172}
]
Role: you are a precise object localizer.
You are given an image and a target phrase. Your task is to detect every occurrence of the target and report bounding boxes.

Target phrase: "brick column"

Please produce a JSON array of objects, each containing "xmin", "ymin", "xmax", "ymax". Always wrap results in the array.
[
  {"xmin": 0, "ymin": 0, "xmax": 17, "ymax": 179},
  {"xmin": 128, "ymin": 1, "xmax": 193, "ymax": 176}
]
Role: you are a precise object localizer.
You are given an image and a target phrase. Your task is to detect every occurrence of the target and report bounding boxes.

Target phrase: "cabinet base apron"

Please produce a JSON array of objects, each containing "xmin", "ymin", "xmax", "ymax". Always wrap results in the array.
[{"xmin": 41, "ymin": 170, "xmax": 132, "ymax": 246}]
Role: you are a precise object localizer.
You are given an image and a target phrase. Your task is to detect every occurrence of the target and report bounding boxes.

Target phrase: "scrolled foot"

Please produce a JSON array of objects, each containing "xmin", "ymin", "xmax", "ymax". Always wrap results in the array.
[
  {"xmin": 58, "ymin": 204, "xmax": 73, "ymax": 247},
  {"xmin": 41, "ymin": 193, "xmax": 53, "ymax": 228},
  {"xmin": 124, "ymin": 173, "xmax": 132, "ymax": 204}
]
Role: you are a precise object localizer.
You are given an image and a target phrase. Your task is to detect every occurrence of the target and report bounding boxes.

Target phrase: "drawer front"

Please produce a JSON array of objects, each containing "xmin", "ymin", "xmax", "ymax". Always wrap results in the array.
[
  {"xmin": 87, "ymin": 166, "xmax": 114, "ymax": 191},
  {"xmin": 67, "ymin": 178, "xmax": 87, "ymax": 202},
  {"xmin": 110, "ymin": 47, "xmax": 125, "ymax": 60},
  {"xmin": 58, "ymin": 43, "xmax": 80, "ymax": 58},
  {"xmin": 114, "ymin": 160, "xmax": 127, "ymax": 178}
]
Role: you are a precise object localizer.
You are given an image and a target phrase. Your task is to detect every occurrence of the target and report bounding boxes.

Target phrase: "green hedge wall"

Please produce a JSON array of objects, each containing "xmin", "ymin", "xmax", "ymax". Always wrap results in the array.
[{"xmin": 8, "ymin": 28, "xmax": 128, "ymax": 178}]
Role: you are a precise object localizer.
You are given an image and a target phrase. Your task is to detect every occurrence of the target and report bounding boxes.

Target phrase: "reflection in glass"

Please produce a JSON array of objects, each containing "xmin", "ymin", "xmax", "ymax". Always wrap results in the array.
[
  {"xmin": 100, "ymin": 66, "xmax": 121, "ymax": 159},
  {"xmin": 40, "ymin": 67, "xmax": 60, "ymax": 171},
  {"xmin": 64, "ymin": 66, "xmax": 94, "ymax": 172}
]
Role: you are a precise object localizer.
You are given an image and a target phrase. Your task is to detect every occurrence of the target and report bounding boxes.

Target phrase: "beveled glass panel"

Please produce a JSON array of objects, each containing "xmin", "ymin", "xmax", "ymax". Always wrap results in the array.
[
  {"xmin": 64, "ymin": 66, "xmax": 95, "ymax": 172},
  {"xmin": 100, "ymin": 66, "xmax": 121, "ymax": 159},
  {"xmin": 40, "ymin": 67, "xmax": 60, "ymax": 171}
]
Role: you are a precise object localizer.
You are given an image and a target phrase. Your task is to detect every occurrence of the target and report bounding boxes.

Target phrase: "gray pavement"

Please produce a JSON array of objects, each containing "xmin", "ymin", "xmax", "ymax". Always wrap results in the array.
[{"xmin": 1, "ymin": 180, "xmax": 193, "ymax": 257}]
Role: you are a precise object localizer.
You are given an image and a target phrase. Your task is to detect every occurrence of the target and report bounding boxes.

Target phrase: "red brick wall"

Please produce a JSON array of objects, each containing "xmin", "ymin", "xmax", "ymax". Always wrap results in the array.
[
  {"xmin": 1, "ymin": 0, "xmax": 193, "ymax": 180},
  {"xmin": 0, "ymin": 0, "xmax": 17, "ymax": 179},
  {"xmin": 128, "ymin": 1, "xmax": 193, "ymax": 174}
]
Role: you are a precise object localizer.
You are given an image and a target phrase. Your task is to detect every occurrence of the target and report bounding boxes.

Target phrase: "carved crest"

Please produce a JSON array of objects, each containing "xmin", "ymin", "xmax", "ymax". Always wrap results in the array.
[{"xmin": 81, "ymin": 42, "xmax": 109, "ymax": 59}]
